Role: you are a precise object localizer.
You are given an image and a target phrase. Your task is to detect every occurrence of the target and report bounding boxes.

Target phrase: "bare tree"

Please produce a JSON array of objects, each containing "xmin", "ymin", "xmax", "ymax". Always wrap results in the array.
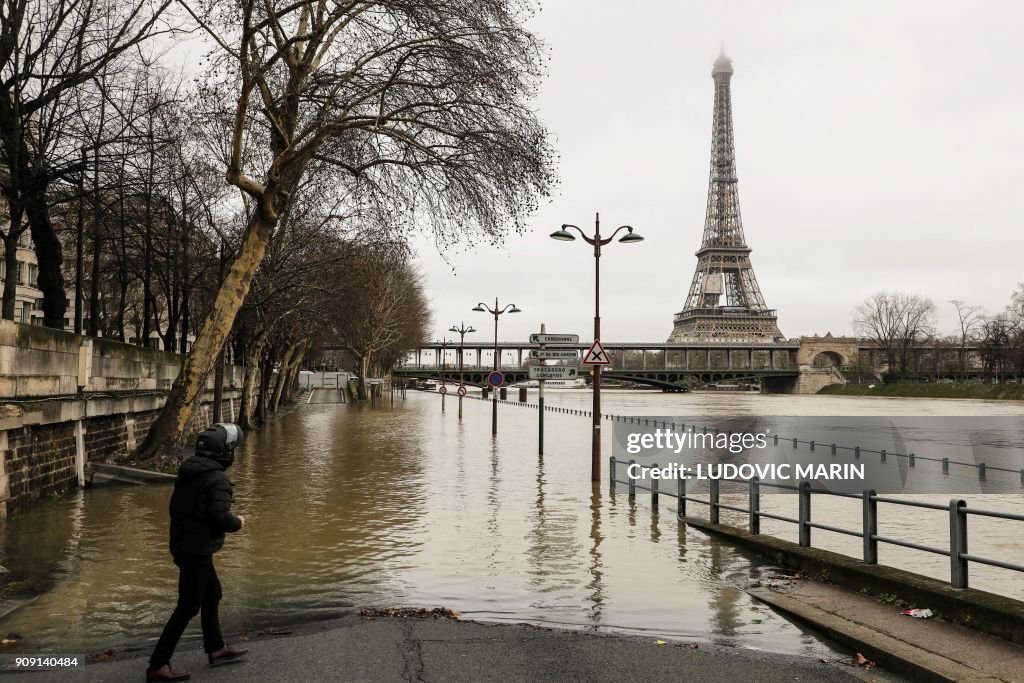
[
  {"xmin": 854, "ymin": 291, "xmax": 936, "ymax": 379},
  {"xmin": 0, "ymin": 0, "xmax": 173, "ymax": 325},
  {"xmin": 949, "ymin": 299, "xmax": 983, "ymax": 380},
  {"xmin": 136, "ymin": 0, "xmax": 555, "ymax": 462}
]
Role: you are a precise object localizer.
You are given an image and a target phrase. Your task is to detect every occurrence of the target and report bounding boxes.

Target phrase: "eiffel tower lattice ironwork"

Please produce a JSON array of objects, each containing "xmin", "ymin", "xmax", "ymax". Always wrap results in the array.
[{"xmin": 668, "ymin": 52, "xmax": 783, "ymax": 342}]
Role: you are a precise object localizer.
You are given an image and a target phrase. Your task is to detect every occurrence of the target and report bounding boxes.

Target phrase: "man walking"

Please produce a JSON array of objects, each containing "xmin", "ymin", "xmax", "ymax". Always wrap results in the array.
[{"xmin": 146, "ymin": 423, "xmax": 249, "ymax": 682}]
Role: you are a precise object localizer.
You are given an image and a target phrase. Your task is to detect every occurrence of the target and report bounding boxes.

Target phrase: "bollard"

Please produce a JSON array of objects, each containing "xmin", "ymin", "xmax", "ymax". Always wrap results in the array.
[
  {"xmin": 863, "ymin": 489, "xmax": 878, "ymax": 565},
  {"xmin": 677, "ymin": 478, "xmax": 686, "ymax": 518},
  {"xmin": 909, "ymin": 453, "xmax": 915, "ymax": 467},
  {"xmin": 749, "ymin": 478, "xmax": 760, "ymax": 534},
  {"xmin": 798, "ymin": 481, "xmax": 812, "ymax": 547},
  {"xmin": 773, "ymin": 434, "xmax": 779, "ymax": 446},
  {"xmin": 609, "ymin": 457, "xmax": 617, "ymax": 493},
  {"xmin": 855, "ymin": 446, "xmax": 860, "ymax": 459},
  {"xmin": 949, "ymin": 499, "xmax": 968, "ymax": 589},
  {"xmin": 793, "ymin": 437, "xmax": 798, "ymax": 449},
  {"xmin": 881, "ymin": 449, "xmax": 886, "ymax": 463},
  {"xmin": 978, "ymin": 463, "xmax": 986, "ymax": 480},
  {"xmin": 519, "ymin": 387, "xmax": 527, "ymax": 401},
  {"xmin": 709, "ymin": 478, "xmax": 720, "ymax": 525},
  {"xmin": 500, "ymin": 387, "xmax": 507, "ymax": 400},
  {"xmin": 482, "ymin": 387, "xmax": 489, "ymax": 398},
  {"xmin": 651, "ymin": 463, "xmax": 659, "ymax": 508},
  {"xmin": 943, "ymin": 458, "xmax": 949, "ymax": 474},
  {"xmin": 831, "ymin": 443, "xmax": 836, "ymax": 455},
  {"xmin": 810, "ymin": 440, "xmax": 815, "ymax": 452},
  {"xmin": 628, "ymin": 459, "xmax": 636, "ymax": 499}
]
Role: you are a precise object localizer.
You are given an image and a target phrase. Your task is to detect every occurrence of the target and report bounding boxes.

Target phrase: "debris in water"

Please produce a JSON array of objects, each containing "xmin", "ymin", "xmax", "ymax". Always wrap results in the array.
[{"xmin": 359, "ymin": 607, "xmax": 461, "ymax": 620}]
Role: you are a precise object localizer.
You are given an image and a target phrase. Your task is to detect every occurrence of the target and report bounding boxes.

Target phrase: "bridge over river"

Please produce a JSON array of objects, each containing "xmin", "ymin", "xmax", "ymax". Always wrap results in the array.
[{"xmin": 392, "ymin": 337, "xmax": 866, "ymax": 393}]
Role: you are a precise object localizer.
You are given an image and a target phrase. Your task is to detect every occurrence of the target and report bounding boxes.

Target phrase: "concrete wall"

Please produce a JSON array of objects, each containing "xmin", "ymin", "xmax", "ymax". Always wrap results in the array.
[{"xmin": 0, "ymin": 320, "xmax": 247, "ymax": 517}]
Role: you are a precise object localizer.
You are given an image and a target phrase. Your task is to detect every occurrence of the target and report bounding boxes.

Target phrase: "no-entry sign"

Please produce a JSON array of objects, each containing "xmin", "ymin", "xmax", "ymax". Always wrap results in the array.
[
  {"xmin": 487, "ymin": 370, "xmax": 505, "ymax": 387},
  {"xmin": 438, "ymin": 385, "xmax": 447, "ymax": 395},
  {"xmin": 457, "ymin": 385, "xmax": 467, "ymax": 397}
]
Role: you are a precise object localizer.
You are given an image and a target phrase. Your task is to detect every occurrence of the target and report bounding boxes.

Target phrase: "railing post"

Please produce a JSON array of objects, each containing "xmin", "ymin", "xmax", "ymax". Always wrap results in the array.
[
  {"xmin": 609, "ymin": 457, "xmax": 616, "ymax": 493},
  {"xmin": 709, "ymin": 478, "xmax": 720, "ymax": 525},
  {"xmin": 792, "ymin": 438, "xmax": 798, "ymax": 449},
  {"xmin": 749, "ymin": 478, "xmax": 760, "ymax": 534},
  {"xmin": 942, "ymin": 458, "xmax": 949, "ymax": 474},
  {"xmin": 773, "ymin": 434, "xmax": 778, "ymax": 446},
  {"xmin": 862, "ymin": 489, "xmax": 878, "ymax": 565},
  {"xmin": 855, "ymin": 446, "xmax": 860, "ymax": 459},
  {"xmin": 949, "ymin": 499, "xmax": 968, "ymax": 589},
  {"xmin": 677, "ymin": 477, "xmax": 686, "ymax": 519},
  {"xmin": 810, "ymin": 440, "xmax": 815, "ymax": 452},
  {"xmin": 978, "ymin": 463, "xmax": 986, "ymax": 481},
  {"xmin": 831, "ymin": 443, "xmax": 836, "ymax": 455},
  {"xmin": 628, "ymin": 459, "xmax": 636, "ymax": 499},
  {"xmin": 651, "ymin": 463, "xmax": 659, "ymax": 508},
  {"xmin": 798, "ymin": 481, "xmax": 812, "ymax": 547},
  {"xmin": 909, "ymin": 452, "xmax": 915, "ymax": 467},
  {"xmin": 880, "ymin": 449, "xmax": 886, "ymax": 462}
]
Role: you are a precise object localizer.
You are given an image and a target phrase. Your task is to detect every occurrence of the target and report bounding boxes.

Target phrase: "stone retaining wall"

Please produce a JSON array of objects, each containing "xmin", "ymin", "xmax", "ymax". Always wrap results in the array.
[{"xmin": 0, "ymin": 320, "xmax": 249, "ymax": 517}]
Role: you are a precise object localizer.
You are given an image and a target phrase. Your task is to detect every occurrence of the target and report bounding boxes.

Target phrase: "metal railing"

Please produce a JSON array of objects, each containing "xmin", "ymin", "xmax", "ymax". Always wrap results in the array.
[{"xmin": 608, "ymin": 456, "xmax": 1024, "ymax": 589}]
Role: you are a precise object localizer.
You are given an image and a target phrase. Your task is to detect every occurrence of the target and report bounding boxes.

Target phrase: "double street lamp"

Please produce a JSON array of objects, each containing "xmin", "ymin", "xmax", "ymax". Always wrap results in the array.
[
  {"xmin": 551, "ymin": 213, "xmax": 644, "ymax": 482},
  {"xmin": 449, "ymin": 322, "xmax": 477, "ymax": 419},
  {"xmin": 472, "ymin": 298, "xmax": 521, "ymax": 435}
]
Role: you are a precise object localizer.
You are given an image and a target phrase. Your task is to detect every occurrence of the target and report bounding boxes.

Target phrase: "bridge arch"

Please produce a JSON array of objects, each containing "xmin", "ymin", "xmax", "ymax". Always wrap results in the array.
[{"xmin": 812, "ymin": 351, "xmax": 844, "ymax": 368}]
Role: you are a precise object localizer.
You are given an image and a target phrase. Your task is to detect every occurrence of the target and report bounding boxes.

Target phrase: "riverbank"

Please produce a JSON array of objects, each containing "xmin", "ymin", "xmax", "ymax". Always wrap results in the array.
[
  {"xmin": 818, "ymin": 383, "xmax": 1024, "ymax": 400},
  {"xmin": 11, "ymin": 613, "xmax": 882, "ymax": 682}
]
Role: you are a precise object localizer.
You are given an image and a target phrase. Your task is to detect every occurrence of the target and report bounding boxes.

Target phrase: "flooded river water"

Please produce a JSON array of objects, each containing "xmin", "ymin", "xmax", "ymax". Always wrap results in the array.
[{"xmin": 1, "ymin": 390, "xmax": 1022, "ymax": 657}]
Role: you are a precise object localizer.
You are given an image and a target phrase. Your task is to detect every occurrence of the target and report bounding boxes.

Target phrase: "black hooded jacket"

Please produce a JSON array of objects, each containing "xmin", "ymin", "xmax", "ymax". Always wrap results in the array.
[{"xmin": 168, "ymin": 454, "xmax": 242, "ymax": 556}]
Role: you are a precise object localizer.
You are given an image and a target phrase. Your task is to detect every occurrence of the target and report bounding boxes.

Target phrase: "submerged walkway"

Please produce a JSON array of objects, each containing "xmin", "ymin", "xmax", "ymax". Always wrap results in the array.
[{"xmin": 18, "ymin": 615, "xmax": 879, "ymax": 682}]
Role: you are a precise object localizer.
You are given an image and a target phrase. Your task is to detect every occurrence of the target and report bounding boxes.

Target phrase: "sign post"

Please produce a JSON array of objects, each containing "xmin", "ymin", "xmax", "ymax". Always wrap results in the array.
[{"xmin": 532, "ymin": 327, "xmax": 580, "ymax": 455}]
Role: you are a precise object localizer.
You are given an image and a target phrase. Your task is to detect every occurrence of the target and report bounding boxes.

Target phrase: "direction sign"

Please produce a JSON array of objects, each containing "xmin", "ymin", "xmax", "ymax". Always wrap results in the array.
[
  {"xmin": 582, "ymin": 339, "xmax": 612, "ymax": 365},
  {"xmin": 530, "ymin": 333, "xmax": 580, "ymax": 345},
  {"xmin": 438, "ymin": 385, "xmax": 447, "ymax": 395},
  {"xmin": 487, "ymin": 370, "xmax": 505, "ymax": 387},
  {"xmin": 529, "ymin": 365, "xmax": 579, "ymax": 380},
  {"xmin": 529, "ymin": 349, "xmax": 579, "ymax": 360},
  {"xmin": 457, "ymin": 385, "xmax": 467, "ymax": 397}
]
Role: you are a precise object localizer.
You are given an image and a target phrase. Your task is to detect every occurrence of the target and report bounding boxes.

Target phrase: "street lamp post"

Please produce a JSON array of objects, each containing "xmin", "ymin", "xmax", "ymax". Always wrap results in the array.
[
  {"xmin": 449, "ymin": 322, "xmax": 477, "ymax": 419},
  {"xmin": 473, "ymin": 298, "xmax": 521, "ymax": 435},
  {"xmin": 551, "ymin": 213, "xmax": 644, "ymax": 482}
]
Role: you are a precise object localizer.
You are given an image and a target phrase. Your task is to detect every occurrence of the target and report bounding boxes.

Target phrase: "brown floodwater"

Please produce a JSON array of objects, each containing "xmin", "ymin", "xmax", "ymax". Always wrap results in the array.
[{"xmin": 0, "ymin": 389, "xmax": 1021, "ymax": 658}]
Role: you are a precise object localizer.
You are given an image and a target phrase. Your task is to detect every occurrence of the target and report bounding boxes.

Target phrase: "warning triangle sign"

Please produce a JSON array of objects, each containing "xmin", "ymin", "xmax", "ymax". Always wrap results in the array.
[{"xmin": 582, "ymin": 339, "xmax": 612, "ymax": 365}]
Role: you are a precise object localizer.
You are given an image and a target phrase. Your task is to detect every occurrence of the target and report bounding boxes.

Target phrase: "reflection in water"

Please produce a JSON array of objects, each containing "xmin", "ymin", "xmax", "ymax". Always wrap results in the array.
[
  {"xmin": 6, "ymin": 390, "xmax": 1017, "ymax": 656},
  {"xmin": 587, "ymin": 486, "xmax": 605, "ymax": 625}
]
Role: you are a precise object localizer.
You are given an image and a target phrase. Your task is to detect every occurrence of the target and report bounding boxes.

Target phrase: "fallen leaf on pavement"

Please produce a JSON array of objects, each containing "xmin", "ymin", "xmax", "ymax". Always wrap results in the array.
[{"xmin": 853, "ymin": 653, "xmax": 875, "ymax": 668}]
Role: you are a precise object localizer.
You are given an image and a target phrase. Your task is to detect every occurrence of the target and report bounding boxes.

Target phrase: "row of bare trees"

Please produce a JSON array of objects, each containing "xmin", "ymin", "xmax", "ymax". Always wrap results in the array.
[
  {"xmin": 853, "ymin": 287, "xmax": 1024, "ymax": 381},
  {"xmin": 2, "ymin": 0, "xmax": 554, "ymax": 464}
]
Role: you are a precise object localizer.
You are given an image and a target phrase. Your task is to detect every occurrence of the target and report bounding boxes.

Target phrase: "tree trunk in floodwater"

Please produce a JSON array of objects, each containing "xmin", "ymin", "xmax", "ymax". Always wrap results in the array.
[
  {"xmin": 133, "ymin": 214, "xmax": 274, "ymax": 464},
  {"xmin": 238, "ymin": 331, "xmax": 267, "ymax": 431},
  {"xmin": 270, "ymin": 342, "xmax": 299, "ymax": 413}
]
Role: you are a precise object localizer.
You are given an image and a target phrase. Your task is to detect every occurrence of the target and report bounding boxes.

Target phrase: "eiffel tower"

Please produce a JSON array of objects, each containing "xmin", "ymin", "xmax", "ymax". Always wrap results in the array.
[{"xmin": 668, "ymin": 52, "xmax": 783, "ymax": 342}]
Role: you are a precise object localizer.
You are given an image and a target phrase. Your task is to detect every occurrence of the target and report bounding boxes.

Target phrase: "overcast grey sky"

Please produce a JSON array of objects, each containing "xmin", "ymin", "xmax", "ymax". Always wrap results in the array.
[{"xmin": 411, "ymin": 0, "xmax": 1024, "ymax": 344}]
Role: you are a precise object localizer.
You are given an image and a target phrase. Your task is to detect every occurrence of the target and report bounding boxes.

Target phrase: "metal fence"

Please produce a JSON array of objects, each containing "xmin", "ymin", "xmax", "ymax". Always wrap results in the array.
[{"xmin": 609, "ymin": 456, "xmax": 1024, "ymax": 590}]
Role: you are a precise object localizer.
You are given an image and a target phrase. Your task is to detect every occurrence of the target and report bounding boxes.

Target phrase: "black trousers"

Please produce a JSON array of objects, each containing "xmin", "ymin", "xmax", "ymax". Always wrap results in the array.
[{"xmin": 149, "ymin": 554, "xmax": 225, "ymax": 669}]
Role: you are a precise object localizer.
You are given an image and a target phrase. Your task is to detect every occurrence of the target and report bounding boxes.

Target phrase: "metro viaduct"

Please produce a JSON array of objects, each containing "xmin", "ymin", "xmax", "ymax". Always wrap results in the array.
[{"xmin": 387, "ymin": 339, "xmax": 843, "ymax": 393}]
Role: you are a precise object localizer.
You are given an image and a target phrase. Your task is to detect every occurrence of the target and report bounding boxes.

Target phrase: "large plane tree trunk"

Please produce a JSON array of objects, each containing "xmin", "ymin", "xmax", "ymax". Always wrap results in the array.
[
  {"xmin": 238, "ymin": 329, "xmax": 267, "ymax": 431},
  {"xmin": 134, "ymin": 213, "xmax": 274, "ymax": 465}
]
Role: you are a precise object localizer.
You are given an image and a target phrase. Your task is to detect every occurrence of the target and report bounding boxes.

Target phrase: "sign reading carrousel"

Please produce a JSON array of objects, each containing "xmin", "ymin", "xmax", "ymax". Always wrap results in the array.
[
  {"xmin": 530, "ymin": 333, "xmax": 579, "ymax": 345},
  {"xmin": 487, "ymin": 371, "xmax": 505, "ymax": 388},
  {"xmin": 582, "ymin": 339, "xmax": 612, "ymax": 365},
  {"xmin": 529, "ymin": 365, "xmax": 579, "ymax": 380}
]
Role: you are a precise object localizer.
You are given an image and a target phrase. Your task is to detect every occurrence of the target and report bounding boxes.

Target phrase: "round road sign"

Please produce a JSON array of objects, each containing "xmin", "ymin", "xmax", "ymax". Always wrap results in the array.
[
  {"xmin": 457, "ymin": 385, "xmax": 467, "ymax": 397},
  {"xmin": 487, "ymin": 370, "xmax": 505, "ymax": 388},
  {"xmin": 438, "ymin": 385, "xmax": 447, "ymax": 395}
]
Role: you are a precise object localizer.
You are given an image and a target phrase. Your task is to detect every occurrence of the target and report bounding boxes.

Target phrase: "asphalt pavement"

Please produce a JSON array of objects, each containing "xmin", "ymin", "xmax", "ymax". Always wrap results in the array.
[{"xmin": 14, "ymin": 615, "xmax": 890, "ymax": 682}]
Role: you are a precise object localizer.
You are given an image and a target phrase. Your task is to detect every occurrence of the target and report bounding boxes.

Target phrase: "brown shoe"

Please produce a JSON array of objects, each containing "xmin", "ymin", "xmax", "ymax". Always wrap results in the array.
[
  {"xmin": 208, "ymin": 645, "xmax": 248, "ymax": 667},
  {"xmin": 145, "ymin": 664, "xmax": 191, "ymax": 681}
]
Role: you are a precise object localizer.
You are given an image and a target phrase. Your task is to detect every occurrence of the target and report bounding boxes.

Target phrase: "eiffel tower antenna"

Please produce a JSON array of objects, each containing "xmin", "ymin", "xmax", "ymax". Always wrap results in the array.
[{"xmin": 668, "ymin": 51, "xmax": 783, "ymax": 342}]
